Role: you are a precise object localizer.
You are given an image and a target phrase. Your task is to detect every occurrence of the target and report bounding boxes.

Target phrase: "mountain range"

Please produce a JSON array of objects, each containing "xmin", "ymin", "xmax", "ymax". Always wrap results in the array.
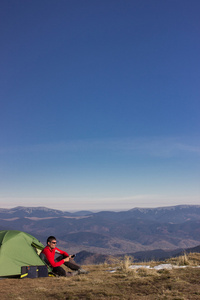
[{"xmin": 0, "ymin": 205, "xmax": 200, "ymax": 262}]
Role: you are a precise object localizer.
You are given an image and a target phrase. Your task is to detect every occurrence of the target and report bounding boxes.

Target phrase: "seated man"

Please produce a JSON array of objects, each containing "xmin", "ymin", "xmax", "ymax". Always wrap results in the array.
[{"xmin": 41, "ymin": 236, "xmax": 87, "ymax": 276}]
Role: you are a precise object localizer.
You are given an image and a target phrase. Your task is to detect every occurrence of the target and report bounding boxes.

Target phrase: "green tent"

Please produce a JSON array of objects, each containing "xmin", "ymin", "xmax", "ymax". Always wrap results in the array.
[{"xmin": 0, "ymin": 230, "xmax": 46, "ymax": 277}]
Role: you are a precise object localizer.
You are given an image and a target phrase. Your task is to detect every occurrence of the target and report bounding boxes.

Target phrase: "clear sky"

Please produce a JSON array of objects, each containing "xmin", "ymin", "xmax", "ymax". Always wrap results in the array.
[{"xmin": 0, "ymin": 0, "xmax": 199, "ymax": 211}]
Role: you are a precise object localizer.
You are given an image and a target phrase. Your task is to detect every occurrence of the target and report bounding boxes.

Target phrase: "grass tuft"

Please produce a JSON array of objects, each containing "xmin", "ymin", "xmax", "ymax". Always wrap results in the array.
[
  {"xmin": 120, "ymin": 255, "xmax": 133, "ymax": 272},
  {"xmin": 177, "ymin": 252, "xmax": 189, "ymax": 266}
]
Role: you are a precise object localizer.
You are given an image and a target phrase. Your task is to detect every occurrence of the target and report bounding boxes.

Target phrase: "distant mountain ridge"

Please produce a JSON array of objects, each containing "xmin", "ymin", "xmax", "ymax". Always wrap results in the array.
[
  {"xmin": 0, "ymin": 206, "xmax": 93, "ymax": 218},
  {"xmin": 0, "ymin": 205, "xmax": 200, "ymax": 257},
  {"xmin": 1, "ymin": 204, "xmax": 200, "ymax": 221}
]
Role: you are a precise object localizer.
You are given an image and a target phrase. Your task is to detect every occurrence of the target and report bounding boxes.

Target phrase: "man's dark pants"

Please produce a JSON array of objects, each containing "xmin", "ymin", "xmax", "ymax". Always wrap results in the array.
[
  {"xmin": 40, "ymin": 253, "xmax": 80, "ymax": 277},
  {"xmin": 53, "ymin": 254, "xmax": 80, "ymax": 276}
]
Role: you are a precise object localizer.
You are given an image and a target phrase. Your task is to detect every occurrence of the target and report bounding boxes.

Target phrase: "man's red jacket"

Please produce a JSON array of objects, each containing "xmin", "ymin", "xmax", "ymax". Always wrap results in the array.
[{"xmin": 41, "ymin": 246, "xmax": 69, "ymax": 268}]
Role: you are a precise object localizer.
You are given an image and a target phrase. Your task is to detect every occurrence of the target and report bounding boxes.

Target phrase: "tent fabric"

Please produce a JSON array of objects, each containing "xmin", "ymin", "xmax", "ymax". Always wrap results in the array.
[{"xmin": 0, "ymin": 230, "xmax": 46, "ymax": 277}]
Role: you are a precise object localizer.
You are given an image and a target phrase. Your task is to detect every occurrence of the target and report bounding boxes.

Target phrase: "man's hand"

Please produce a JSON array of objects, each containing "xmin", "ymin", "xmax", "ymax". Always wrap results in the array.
[{"xmin": 63, "ymin": 257, "xmax": 70, "ymax": 262}]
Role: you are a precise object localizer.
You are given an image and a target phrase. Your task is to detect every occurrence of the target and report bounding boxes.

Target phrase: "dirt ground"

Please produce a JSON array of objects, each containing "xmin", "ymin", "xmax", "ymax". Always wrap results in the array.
[{"xmin": 1, "ymin": 262, "xmax": 200, "ymax": 300}]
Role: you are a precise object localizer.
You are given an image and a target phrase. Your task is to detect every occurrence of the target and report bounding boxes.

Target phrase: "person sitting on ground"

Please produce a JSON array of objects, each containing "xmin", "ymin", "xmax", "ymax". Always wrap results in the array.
[{"xmin": 40, "ymin": 236, "xmax": 87, "ymax": 276}]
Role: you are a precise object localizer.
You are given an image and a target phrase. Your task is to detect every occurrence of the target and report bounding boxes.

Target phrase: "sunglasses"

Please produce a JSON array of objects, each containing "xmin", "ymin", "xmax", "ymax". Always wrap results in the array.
[{"xmin": 51, "ymin": 241, "xmax": 57, "ymax": 244}]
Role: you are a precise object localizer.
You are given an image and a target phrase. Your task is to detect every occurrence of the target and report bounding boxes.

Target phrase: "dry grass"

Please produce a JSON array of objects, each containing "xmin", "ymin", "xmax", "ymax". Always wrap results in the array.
[
  {"xmin": 1, "ymin": 253, "xmax": 200, "ymax": 299},
  {"xmin": 177, "ymin": 252, "xmax": 189, "ymax": 266},
  {"xmin": 168, "ymin": 252, "xmax": 200, "ymax": 266},
  {"xmin": 119, "ymin": 255, "xmax": 134, "ymax": 272}
]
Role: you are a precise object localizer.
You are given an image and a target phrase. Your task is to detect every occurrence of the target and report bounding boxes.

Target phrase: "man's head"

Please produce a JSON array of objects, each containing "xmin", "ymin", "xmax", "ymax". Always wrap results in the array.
[{"xmin": 47, "ymin": 236, "xmax": 57, "ymax": 249}]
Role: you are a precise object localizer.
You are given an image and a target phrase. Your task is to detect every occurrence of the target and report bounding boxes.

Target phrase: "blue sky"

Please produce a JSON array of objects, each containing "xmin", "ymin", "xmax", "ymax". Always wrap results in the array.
[{"xmin": 0, "ymin": 0, "xmax": 199, "ymax": 211}]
